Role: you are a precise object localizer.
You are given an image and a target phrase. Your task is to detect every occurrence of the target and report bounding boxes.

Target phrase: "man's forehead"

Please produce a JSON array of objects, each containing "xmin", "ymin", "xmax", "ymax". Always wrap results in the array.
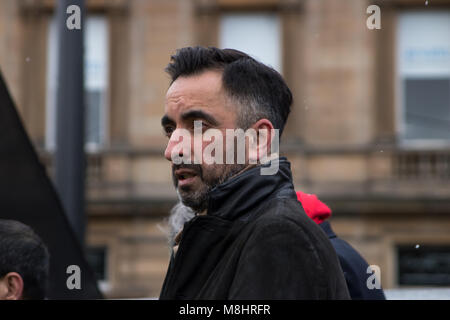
[
  {"xmin": 165, "ymin": 70, "xmax": 226, "ymax": 113},
  {"xmin": 166, "ymin": 71, "xmax": 223, "ymax": 99}
]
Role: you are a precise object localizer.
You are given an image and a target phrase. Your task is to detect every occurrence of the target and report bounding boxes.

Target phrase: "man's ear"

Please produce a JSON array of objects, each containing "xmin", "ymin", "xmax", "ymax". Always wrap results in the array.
[
  {"xmin": 3, "ymin": 272, "xmax": 24, "ymax": 300},
  {"xmin": 248, "ymin": 119, "xmax": 275, "ymax": 163}
]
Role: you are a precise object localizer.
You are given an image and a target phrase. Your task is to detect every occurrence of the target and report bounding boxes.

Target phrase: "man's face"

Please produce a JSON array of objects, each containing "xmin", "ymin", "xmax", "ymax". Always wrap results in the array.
[{"xmin": 162, "ymin": 70, "xmax": 246, "ymax": 212}]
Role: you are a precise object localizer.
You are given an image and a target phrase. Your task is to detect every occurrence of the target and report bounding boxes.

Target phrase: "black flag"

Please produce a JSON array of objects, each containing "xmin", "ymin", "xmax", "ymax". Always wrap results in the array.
[{"xmin": 0, "ymin": 71, "xmax": 102, "ymax": 299}]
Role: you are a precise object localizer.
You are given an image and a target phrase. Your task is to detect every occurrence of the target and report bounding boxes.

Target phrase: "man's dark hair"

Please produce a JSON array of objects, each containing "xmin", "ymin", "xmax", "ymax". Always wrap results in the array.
[
  {"xmin": 165, "ymin": 46, "xmax": 293, "ymax": 136},
  {"xmin": 0, "ymin": 220, "xmax": 50, "ymax": 299}
]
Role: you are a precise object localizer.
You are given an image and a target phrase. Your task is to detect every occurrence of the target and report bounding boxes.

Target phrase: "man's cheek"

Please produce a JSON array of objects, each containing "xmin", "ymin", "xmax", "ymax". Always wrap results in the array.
[{"xmin": 201, "ymin": 164, "xmax": 224, "ymax": 185}]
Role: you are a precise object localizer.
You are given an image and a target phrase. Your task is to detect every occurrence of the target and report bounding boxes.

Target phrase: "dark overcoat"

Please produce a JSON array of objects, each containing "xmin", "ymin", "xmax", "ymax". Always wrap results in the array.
[{"xmin": 160, "ymin": 158, "xmax": 350, "ymax": 300}]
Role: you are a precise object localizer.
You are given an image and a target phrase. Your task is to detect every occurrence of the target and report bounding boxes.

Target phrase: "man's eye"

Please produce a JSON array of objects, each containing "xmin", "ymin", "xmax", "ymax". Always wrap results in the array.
[{"xmin": 163, "ymin": 126, "xmax": 175, "ymax": 137}]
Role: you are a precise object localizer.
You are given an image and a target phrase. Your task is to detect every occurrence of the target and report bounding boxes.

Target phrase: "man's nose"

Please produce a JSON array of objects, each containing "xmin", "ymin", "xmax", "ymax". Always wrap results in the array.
[
  {"xmin": 164, "ymin": 129, "xmax": 185, "ymax": 162},
  {"xmin": 164, "ymin": 139, "xmax": 179, "ymax": 162}
]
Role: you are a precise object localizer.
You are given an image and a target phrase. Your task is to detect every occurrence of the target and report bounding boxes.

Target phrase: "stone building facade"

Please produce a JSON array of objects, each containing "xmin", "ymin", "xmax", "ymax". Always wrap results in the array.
[{"xmin": 1, "ymin": 0, "xmax": 449, "ymax": 298}]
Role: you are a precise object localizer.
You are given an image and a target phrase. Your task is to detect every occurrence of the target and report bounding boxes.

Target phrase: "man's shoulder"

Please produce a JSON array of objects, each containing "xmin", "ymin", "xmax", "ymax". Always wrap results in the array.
[
  {"xmin": 253, "ymin": 196, "xmax": 316, "ymax": 227},
  {"xmin": 244, "ymin": 196, "xmax": 324, "ymax": 242}
]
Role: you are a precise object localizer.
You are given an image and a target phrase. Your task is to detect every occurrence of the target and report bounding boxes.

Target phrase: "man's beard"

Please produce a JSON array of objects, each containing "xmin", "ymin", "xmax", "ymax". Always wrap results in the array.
[{"xmin": 172, "ymin": 163, "xmax": 246, "ymax": 213}]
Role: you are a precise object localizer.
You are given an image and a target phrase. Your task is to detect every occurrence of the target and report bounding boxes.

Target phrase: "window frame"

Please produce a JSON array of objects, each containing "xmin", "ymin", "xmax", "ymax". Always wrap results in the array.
[
  {"xmin": 218, "ymin": 11, "xmax": 283, "ymax": 74},
  {"xmin": 45, "ymin": 13, "xmax": 110, "ymax": 153},
  {"xmin": 395, "ymin": 9, "xmax": 450, "ymax": 149}
]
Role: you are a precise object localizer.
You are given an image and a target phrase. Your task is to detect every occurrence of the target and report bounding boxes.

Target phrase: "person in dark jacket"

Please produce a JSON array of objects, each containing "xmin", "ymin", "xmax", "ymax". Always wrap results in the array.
[
  {"xmin": 296, "ymin": 191, "xmax": 386, "ymax": 300},
  {"xmin": 168, "ymin": 193, "xmax": 386, "ymax": 300},
  {"xmin": 159, "ymin": 46, "xmax": 350, "ymax": 299}
]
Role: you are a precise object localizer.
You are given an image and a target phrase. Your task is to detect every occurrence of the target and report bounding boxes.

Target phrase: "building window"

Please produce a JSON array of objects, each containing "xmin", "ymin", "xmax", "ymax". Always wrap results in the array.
[
  {"xmin": 219, "ymin": 13, "xmax": 282, "ymax": 73},
  {"xmin": 397, "ymin": 245, "xmax": 450, "ymax": 286},
  {"xmin": 397, "ymin": 11, "xmax": 450, "ymax": 144},
  {"xmin": 46, "ymin": 15, "xmax": 109, "ymax": 152}
]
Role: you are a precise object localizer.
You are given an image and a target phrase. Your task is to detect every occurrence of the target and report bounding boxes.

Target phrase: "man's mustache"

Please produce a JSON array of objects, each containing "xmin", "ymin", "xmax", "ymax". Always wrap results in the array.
[
  {"xmin": 172, "ymin": 164, "xmax": 202, "ymax": 174},
  {"xmin": 172, "ymin": 164, "xmax": 203, "ymax": 186}
]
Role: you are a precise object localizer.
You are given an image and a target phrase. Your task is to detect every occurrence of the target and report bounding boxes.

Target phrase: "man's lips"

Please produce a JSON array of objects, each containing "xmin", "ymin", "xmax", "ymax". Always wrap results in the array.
[{"xmin": 174, "ymin": 169, "xmax": 199, "ymax": 187}]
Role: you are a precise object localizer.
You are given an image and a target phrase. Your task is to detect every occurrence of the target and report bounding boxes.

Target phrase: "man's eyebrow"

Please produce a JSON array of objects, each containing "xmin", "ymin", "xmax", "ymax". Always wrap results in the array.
[
  {"xmin": 180, "ymin": 109, "xmax": 219, "ymax": 126},
  {"xmin": 161, "ymin": 114, "xmax": 175, "ymax": 127}
]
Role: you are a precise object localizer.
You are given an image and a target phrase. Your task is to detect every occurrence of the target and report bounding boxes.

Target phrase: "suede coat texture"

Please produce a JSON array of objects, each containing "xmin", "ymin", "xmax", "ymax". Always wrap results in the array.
[{"xmin": 159, "ymin": 158, "xmax": 350, "ymax": 299}]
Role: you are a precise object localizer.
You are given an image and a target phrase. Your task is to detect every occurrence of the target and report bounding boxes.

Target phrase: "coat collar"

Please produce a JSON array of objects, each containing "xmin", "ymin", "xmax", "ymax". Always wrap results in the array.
[{"xmin": 206, "ymin": 157, "xmax": 296, "ymax": 221}]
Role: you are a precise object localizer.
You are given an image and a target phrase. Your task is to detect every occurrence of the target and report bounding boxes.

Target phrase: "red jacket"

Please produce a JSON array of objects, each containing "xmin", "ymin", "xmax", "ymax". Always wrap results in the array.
[{"xmin": 296, "ymin": 191, "xmax": 331, "ymax": 224}]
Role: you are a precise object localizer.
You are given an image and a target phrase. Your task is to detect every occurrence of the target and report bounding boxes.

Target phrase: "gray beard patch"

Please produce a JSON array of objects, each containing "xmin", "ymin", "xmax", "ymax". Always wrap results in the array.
[{"xmin": 174, "ymin": 163, "xmax": 246, "ymax": 214}]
